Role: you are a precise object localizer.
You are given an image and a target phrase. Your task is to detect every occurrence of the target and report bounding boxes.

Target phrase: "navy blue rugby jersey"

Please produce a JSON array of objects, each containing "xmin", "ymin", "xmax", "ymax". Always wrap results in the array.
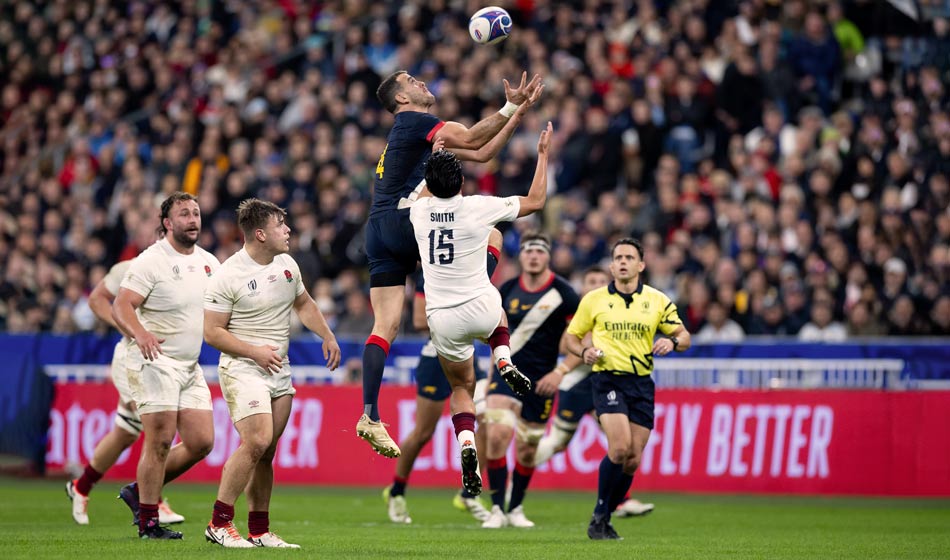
[
  {"xmin": 499, "ymin": 272, "xmax": 580, "ymax": 378},
  {"xmin": 371, "ymin": 111, "xmax": 444, "ymax": 218}
]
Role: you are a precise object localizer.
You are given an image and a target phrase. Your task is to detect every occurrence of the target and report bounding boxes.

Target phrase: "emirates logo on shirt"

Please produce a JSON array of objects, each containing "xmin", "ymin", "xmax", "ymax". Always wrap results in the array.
[{"xmin": 284, "ymin": 270, "xmax": 293, "ymax": 282}]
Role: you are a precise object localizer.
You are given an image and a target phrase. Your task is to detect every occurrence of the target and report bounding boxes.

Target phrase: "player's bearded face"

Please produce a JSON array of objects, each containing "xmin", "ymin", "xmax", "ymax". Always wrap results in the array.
[
  {"xmin": 403, "ymin": 77, "xmax": 435, "ymax": 107},
  {"xmin": 167, "ymin": 200, "xmax": 201, "ymax": 247}
]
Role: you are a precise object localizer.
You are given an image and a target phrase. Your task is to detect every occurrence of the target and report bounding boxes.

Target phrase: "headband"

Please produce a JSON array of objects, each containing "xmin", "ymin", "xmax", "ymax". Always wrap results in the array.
[{"xmin": 520, "ymin": 239, "xmax": 551, "ymax": 254}]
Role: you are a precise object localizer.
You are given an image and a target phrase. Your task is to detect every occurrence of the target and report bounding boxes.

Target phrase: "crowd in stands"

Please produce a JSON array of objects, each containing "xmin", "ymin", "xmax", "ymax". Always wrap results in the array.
[{"xmin": 1, "ymin": 0, "xmax": 948, "ymax": 342}]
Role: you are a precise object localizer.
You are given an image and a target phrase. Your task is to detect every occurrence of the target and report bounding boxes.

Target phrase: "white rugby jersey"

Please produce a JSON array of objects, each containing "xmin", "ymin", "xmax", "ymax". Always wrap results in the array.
[
  {"xmin": 120, "ymin": 238, "xmax": 219, "ymax": 364},
  {"xmin": 410, "ymin": 194, "xmax": 520, "ymax": 311},
  {"xmin": 103, "ymin": 260, "xmax": 133, "ymax": 348},
  {"xmin": 103, "ymin": 260, "xmax": 132, "ymax": 296},
  {"xmin": 203, "ymin": 248, "xmax": 306, "ymax": 358}
]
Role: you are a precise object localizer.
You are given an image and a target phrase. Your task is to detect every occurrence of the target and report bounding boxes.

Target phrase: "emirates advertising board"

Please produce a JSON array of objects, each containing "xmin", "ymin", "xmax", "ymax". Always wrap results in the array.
[{"xmin": 46, "ymin": 383, "xmax": 950, "ymax": 496}]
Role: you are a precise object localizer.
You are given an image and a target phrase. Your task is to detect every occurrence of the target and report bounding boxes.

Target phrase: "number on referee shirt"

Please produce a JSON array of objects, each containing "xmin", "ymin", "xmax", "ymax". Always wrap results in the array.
[{"xmin": 428, "ymin": 229, "xmax": 455, "ymax": 265}]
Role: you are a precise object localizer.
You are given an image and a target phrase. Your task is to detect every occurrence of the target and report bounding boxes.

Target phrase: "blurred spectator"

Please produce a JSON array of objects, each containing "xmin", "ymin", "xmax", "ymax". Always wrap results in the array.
[
  {"xmin": 0, "ymin": 0, "xmax": 945, "ymax": 341},
  {"xmin": 695, "ymin": 300, "xmax": 745, "ymax": 342},
  {"xmin": 799, "ymin": 299, "xmax": 848, "ymax": 341}
]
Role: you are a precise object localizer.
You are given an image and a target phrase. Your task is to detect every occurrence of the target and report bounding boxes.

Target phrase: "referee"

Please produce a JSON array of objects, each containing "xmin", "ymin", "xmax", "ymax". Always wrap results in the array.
[{"xmin": 564, "ymin": 238, "xmax": 691, "ymax": 540}]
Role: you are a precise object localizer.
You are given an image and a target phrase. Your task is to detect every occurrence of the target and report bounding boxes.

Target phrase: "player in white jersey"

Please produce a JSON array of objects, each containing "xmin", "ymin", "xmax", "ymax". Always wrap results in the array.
[
  {"xmin": 202, "ymin": 199, "xmax": 340, "ymax": 549},
  {"xmin": 408, "ymin": 121, "xmax": 553, "ymax": 496},
  {"xmin": 65, "ymin": 259, "xmax": 185, "ymax": 526},
  {"xmin": 112, "ymin": 192, "xmax": 220, "ymax": 540}
]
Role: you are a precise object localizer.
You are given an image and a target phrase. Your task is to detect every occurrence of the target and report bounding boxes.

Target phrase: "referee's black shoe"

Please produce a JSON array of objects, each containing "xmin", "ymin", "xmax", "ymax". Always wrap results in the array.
[
  {"xmin": 588, "ymin": 514, "xmax": 622, "ymax": 540},
  {"xmin": 498, "ymin": 360, "xmax": 531, "ymax": 396}
]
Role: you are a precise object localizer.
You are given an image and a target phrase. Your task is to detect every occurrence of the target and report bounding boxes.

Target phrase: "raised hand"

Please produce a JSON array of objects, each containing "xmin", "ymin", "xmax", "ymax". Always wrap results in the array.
[
  {"xmin": 432, "ymin": 136, "xmax": 445, "ymax": 153},
  {"xmin": 537, "ymin": 121, "xmax": 554, "ymax": 154},
  {"xmin": 504, "ymin": 72, "xmax": 542, "ymax": 105}
]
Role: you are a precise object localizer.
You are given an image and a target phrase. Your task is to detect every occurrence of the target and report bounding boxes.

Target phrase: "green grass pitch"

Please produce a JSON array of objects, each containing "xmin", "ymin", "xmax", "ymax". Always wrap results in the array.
[{"xmin": 3, "ymin": 478, "xmax": 949, "ymax": 559}]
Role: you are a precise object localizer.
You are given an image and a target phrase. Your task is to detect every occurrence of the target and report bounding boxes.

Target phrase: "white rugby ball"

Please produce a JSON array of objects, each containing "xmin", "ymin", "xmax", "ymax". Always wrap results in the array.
[{"xmin": 469, "ymin": 6, "xmax": 513, "ymax": 45}]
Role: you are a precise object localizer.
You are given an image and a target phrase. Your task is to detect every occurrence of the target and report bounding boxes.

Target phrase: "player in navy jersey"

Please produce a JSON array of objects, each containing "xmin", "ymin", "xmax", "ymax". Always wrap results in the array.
[
  {"xmin": 481, "ymin": 232, "xmax": 581, "ymax": 528},
  {"xmin": 357, "ymin": 69, "xmax": 543, "ymax": 458}
]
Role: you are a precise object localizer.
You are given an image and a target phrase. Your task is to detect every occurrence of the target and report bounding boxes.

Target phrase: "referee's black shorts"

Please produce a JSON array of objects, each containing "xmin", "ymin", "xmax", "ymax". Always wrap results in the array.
[{"xmin": 591, "ymin": 371, "xmax": 655, "ymax": 429}]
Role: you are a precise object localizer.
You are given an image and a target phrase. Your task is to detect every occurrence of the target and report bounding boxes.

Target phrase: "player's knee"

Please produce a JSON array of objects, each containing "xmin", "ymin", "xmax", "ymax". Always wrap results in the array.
[
  {"xmin": 372, "ymin": 318, "xmax": 400, "ymax": 341},
  {"xmin": 607, "ymin": 445, "xmax": 632, "ymax": 465},
  {"xmin": 625, "ymin": 450, "xmax": 643, "ymax": 473},
  {"xmin": 515, "ymin": 420, "xmax": 545, "ymax": 447},
  {"xmin": 483, "ymin": 408, "xmax": 516, "ymax": 439},
  {"xmin": 190, "ymin": 435, "xmax": 214, "ymax": 459},
  {"xmin": 243, "ymin": 433, "xmax": 272, "ymax": 460},
  {"xmin": 259, "ymin": 444, "xmax": 279, "ymax": 464}
]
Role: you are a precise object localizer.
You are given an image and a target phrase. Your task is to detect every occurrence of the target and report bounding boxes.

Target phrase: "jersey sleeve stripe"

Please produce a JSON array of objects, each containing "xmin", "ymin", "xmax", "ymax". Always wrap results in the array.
[{"xmin": 425, "ymin": 121, "xmax": 446, "ymax": 142}]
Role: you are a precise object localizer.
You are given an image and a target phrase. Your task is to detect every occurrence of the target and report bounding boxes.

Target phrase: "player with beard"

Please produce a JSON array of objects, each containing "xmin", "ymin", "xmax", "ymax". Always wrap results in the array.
[{"xmin": 112, "ymin": 192, "xmax": 219, "ymax": 539}]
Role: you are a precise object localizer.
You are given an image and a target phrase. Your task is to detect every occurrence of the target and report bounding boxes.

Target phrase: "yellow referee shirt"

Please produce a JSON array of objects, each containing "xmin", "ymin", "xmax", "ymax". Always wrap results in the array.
[{"xmin": 566, "ymin": 281, "xmax": 682, "ymax": 376}]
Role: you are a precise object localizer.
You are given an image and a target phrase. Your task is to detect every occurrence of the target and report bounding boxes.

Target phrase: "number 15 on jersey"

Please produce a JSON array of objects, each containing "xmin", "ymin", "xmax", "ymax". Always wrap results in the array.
[{"xmin": 428, "ymin": 229, "xmax": 454, "ymax": 265}]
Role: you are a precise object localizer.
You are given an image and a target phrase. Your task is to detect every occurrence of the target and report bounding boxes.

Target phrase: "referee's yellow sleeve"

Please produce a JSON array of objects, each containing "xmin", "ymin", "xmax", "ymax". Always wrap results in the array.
[{"xmin": 567, "ymin": 293, "xmax": 594, "ymax": 338}]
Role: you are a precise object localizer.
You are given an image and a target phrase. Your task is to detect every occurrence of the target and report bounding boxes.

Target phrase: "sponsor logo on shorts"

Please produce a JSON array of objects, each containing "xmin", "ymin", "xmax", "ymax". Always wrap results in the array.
[
  {"xmin": 423, "ymin": 386, "xmax": 437, "ymax": 394},
  {"xmin": 607, "ymin": 390, "xmax": 618, "ymax": 406},
  {"xmin": 249, "ymin": 400, "xmax": 260, "ymax": 408}
]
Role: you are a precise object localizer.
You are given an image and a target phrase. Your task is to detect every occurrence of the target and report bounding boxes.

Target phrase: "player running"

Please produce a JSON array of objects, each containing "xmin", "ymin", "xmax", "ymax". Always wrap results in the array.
[
  {"xmin": 480, "ymin": 230, "xmax": 581, "ymax": 529},
  {"xmin": 65, "ymin": 258, "xmax": 185, "ymax": 526}
]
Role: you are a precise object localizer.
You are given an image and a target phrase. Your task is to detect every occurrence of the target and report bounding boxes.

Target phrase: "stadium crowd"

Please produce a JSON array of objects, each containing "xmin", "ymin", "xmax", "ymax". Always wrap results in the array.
[{"xmin": 0, "ymin": 0, "xmax": 948, "ymax": 340}]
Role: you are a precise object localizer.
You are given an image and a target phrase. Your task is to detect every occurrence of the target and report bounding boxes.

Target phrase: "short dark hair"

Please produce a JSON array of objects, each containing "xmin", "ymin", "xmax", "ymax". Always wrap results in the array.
[
  {"xmin": 583, "ymin": 264, "xmax": 608, "ymax": 278},
  {"xmin": 237, "ymin": 198, "xmax": 286, "ymax": 236},
  {"xmin": 377, "ymin": 70, "xmax": 407, "ymax": 114},
  {"xmin": 159, "ymin": 192, "xmax": 198, "ymax": 234},
  {"xmin": 612, "ymin": 237, "xmax": 644, "ymax": 259},
  {"xmin": 425, "ymin": 150, "xmax": 463, "ymax": 198}
]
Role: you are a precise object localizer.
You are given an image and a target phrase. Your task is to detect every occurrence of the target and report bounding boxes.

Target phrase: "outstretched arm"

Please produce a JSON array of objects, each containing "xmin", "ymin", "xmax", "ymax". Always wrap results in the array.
[
  {"xmin": 516, "ymin": 121, "xmax": 554, "ymax": 217},
  {"xmin": 438, "ymin": 72, "xmax": 542, "ymax": 150},
  {"xmin": 444, "ymin": 92, "xmax": 540, "ymax": 162}
]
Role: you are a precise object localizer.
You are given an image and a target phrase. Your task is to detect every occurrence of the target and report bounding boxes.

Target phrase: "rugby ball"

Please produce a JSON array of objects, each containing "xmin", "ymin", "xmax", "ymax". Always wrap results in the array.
[{"xmin": 469, "ymin": 7, "xmax": 512, "ymax": 45}]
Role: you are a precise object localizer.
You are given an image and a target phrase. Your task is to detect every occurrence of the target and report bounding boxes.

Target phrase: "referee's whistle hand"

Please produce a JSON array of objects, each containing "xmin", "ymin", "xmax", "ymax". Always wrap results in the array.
[{"xmin": 652, "ymin": 339, "xmax": 674, "ymax": 356}]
